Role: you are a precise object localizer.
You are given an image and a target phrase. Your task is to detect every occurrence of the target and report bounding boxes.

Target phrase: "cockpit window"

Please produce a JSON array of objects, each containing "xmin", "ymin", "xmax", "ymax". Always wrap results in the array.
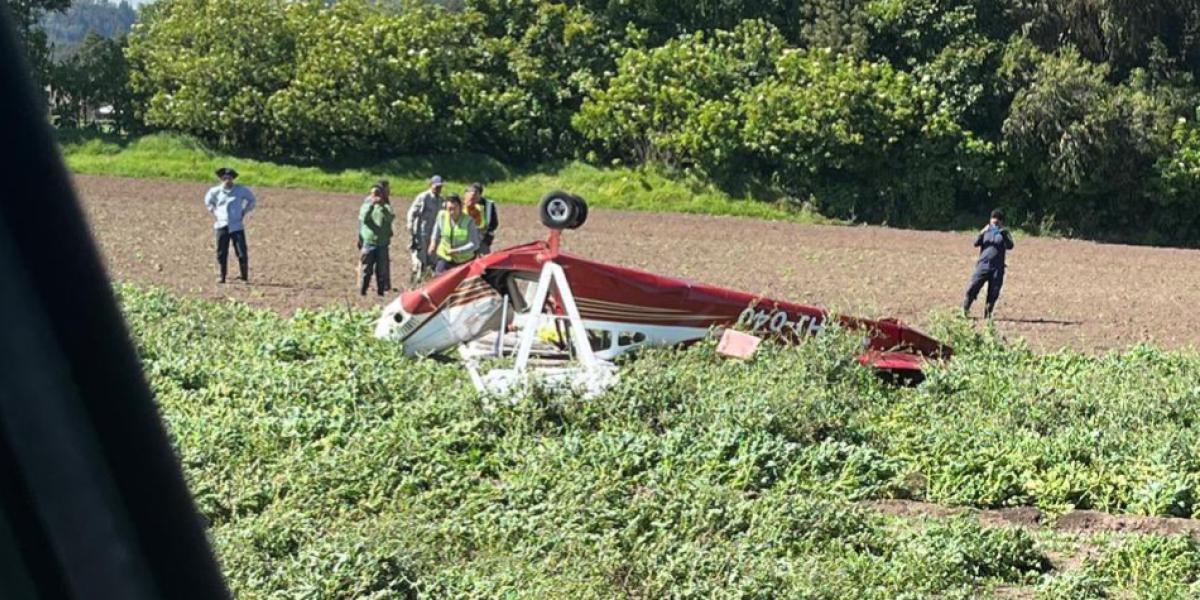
[
  {"xmin": 587, "ymin": 329, "xmax": 612, "ymax": 352},
  {"xmin": 618, "ymin": 331, "xmax": 646, "ymax": 347}
]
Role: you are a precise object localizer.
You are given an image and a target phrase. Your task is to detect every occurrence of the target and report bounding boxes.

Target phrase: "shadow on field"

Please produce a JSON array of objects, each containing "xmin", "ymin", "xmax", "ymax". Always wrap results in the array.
[{"xmin": 986, "ymin": 317, "xmax": 1084, "ymax": 326}]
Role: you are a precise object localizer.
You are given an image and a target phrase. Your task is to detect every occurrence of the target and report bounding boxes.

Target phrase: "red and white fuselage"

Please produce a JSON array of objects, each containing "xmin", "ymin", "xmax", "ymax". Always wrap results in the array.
[{"xmin": 376, "ymin": 240, "xmax": 951, "ymax": 375}]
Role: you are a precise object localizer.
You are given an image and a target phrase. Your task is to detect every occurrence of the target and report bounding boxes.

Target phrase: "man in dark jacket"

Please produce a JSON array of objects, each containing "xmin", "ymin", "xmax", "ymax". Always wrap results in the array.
[
  {"xmin": 464, "ymin": 182, "xmax": 498, "ymax": 255},
  {"xmin": 963, "ymin": 209, "xmax": 1014, "ymax": 320}
]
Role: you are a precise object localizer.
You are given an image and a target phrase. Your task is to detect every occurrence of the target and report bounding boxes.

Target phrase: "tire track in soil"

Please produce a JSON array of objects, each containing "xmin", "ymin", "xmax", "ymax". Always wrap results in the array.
[
  {"xmin": 866, "ymin": 499, "xmax": 1200, "ymax": 593},
  {"xmin": 866, "ymin": 499, "xmax": 1200, "ymax": 538},
  {"xmin": 75, "ymin": 174, "xmax": 1200, "ymax": 352}
]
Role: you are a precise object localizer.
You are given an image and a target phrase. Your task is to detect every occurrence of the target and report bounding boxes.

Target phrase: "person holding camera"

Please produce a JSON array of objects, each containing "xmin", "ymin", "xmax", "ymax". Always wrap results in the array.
[
  {"xmin": 963, "ymin": 209, "xmax": 1014, "ymax": 320},
  {"xmin": 359, "ymin": 182, "xmax": 395, "ymax": 296},
  {"xmin": 359, "ymin": 179, "xmax": 390, "ymax": 248}
]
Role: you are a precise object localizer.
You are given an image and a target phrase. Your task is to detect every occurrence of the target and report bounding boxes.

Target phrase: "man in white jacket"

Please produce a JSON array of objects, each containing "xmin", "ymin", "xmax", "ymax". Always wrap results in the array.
[{"xmin": 204, "ymin": 167, "xmax": 256, "ymax": 284}]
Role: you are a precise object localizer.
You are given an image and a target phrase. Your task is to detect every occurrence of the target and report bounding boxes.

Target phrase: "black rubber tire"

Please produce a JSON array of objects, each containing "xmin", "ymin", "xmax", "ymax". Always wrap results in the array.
[
  {"xmin": 539, "ymin": 191, "xmax": 580, "ymax": 230},
  {"xmin": 567, "ymin": 194, "xmax": 588, "ymax": 229}
]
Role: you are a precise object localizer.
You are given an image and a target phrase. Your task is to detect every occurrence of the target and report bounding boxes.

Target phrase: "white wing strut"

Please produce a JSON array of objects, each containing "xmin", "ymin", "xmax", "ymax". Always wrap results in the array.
[
  {"xmin": 469, "ymin": 260, "xmax": 616, "ymax": 399},
  {"xmin": 513, "ymin": 261, "xmax": 599, "ymax": 374}
]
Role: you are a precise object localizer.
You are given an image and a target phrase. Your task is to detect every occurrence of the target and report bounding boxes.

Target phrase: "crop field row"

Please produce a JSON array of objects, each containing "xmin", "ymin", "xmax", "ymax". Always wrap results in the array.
[{"xmin": 121, "ymin": 284, "xmax": 1200, "ymax": 598}]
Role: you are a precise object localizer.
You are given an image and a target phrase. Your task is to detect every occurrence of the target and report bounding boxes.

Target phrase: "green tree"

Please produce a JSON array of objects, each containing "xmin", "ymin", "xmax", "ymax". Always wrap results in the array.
[
  {"xmin": 911, "ymin": 37, "xmax": 1008, "ymax": 137},
  {"xmin": 573, "ymin": 20, "xmax": 786, "ymax": 169},
  {"xmin": 1156, "ymin": 112, "xmax": 1200, "ymax": 242},
  {"xmin": 129, "ymin": 0, "xmax": 617, "ymax": 161},
  {"xmin": 116, "ymin": 0, "xmax": 1200, "ymax": 244},
  {"xmin": 1012, "ymin": 0, "xmax": 1200, "ymax": 80},
  {"xmin": 864, "ymin": 0, "xmax": 1013, "ymax": 68},
  {"xmin": 40, "ymin": 0, "xmax": 137, "ymax": 59},
  {"xmin": 741, "ymin": 49, "xmax": 984, "ymax": 225},
  {"xmin": 455, "ymin": 0, "xmax": 620, "ymax": 161},
  {"xmin": 799, "ymin": 0, "xmax": 870, "ymax": 56},
  {"xmin": 264, "ymin": 0, "xmax": 470, "ymax": 159},
  {"xmin": 8, "ymin": 0, "xmax": 73, "ymax": 96},
  {"xmin": 48, "ymin": 31, "xmax": 136, "ymax": 130},
  {"xmin": 127, "ymin": 0, "xmax": 302, "ymax": 153},
  {"xmin": 574, "ymin": 0, "xmax": 808, "ymax": 45},
  {"xmin": 1002, "ymin": 48, "xmax": 1187, "ymax": 240}
]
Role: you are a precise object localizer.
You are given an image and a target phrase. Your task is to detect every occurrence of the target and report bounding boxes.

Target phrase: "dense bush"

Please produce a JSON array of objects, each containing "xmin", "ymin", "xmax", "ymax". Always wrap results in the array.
[
  {"xmin": 108, "ymin": 0, "xmax": 1200, "ymax": 242},
  {"xmin": 119, "ymin": 284, "xmax": 1200, "ymax": 596},
  {"xmin": 126, "ymin": 0, "xmax": 301, "ymax": 152},
  {"xmin": 739, "ymin": 49, "xmax": 983, "ymax": 225},
  {"xmin": 1000, "ymin": 47, "xmax": 1196, "ymax": 241},
  {"xmin": 1155, "ymin": 115, "xmax": 1200, "ymax": 243},
  {"xmin": 573, "ymin": 29, "xmax": 988, "ymax": 224},
  {"xmin": 571, "ymin": 20, "xmax": 785, "ymax": 169},
  {"xmin": 457, "ymin": 0, "xmax": 621, "ymax": 160},
  {"xmin": 126, "ymin": 0, "xmax": 616, "ymax": 161},
  {"xmin": 264, "ymin": 1, "xmax": 467, "ymax": 158}
]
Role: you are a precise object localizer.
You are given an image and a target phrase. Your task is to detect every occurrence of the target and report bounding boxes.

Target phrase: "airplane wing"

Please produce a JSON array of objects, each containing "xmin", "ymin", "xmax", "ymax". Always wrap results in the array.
[{"xmin": 379, "ymin": 238, "xmax": 951, "ymax": 383}]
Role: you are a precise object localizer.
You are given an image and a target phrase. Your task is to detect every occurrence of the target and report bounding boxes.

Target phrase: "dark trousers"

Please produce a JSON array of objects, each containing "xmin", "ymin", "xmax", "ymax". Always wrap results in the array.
[
  {"xmin": 215, "ymin": 227, "xmax": 248, "ymax": 281},
  {"xmin": 434, "ymin": 258, "xmax": 468, "ymax": 275},
  {"xmin": 964, "ymin": 266, "xmax": 1004, "ymax": 317},
  {"xmin": 360, "ymin": 245, "xmax": 391, "ymax": 295}
]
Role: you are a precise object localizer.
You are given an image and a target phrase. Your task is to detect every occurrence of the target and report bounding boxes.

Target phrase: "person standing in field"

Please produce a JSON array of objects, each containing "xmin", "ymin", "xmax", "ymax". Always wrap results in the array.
[
  {"xmin": 359, "ymin": 179, "xmax": 390, "ymax": 249},
  {"xmin": 407, "ymin": 175, "xmax": 444, "ymax": 283},
  {"xmin": 204, "ymin": 167, "xmax": 256, "ymax": 284},
  {"xmin": 359, "ymin": 183, "xmax": 395, "ymax": 296},
  {"xmin": 464, "ymin": 182, "xmax": 499, "ymax": 255},
  {"xmin": 428, "ymin": 193, "xmax": 480, "ymax": 274},
  {"xmin": 963, "ymin": 209, "xmax": 1014, "ymax": 320}
]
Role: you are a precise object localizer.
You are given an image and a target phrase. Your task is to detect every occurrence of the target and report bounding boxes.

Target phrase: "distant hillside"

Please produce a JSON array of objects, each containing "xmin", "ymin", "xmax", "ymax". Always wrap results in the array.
[{"xmin": 41, "ymin": 0, "xmax": 137, "ymax": 59}]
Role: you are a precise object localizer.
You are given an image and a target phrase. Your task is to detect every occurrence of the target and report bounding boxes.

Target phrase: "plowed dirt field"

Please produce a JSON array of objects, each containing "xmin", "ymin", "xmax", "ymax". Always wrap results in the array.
[{"xmin": 76, "ymin": 174, "xmax": 1200, "ymax": 352}]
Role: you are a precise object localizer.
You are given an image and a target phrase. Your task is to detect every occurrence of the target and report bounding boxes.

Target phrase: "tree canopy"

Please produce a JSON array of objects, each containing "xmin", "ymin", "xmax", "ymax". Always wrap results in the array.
[{"xmin": 43, "ymin": 0, "xmax": 1200, "ymax": 244}]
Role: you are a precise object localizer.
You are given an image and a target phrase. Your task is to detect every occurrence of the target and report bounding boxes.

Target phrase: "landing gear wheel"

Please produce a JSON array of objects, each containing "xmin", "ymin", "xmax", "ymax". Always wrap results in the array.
[
  {"xmin": 566, "ymin": 194, "xmax": 588, "ymax": 230},
  {"xmin": 539, "ymin": 191, "xmax": 581, "ymax": 230}
]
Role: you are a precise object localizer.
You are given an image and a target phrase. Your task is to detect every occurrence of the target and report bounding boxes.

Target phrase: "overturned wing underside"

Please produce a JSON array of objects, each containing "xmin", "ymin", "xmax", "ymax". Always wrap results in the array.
[{"xmin": 378, "ymin": 241, "xmax": 950, "ymax": 374}]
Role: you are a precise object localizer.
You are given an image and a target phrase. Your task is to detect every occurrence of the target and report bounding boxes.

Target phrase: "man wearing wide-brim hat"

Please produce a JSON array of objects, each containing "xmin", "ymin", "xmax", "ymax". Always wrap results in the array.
[{"xmin": 204, "ymin": 167, "xmax": 257, "ymax": 283}]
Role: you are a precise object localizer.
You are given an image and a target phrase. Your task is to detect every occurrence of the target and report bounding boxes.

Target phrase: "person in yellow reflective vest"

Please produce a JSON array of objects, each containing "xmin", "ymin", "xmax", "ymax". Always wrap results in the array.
[{"xmin": 427, "ymin": 193, "xmax": 480, "ymax": 274}]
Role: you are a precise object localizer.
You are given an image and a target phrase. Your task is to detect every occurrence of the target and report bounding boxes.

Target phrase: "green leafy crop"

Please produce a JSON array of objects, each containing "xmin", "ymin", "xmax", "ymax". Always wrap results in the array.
[{"xmin": 118, "ymin": 284, "xmax": 1200, "ymax": 597}]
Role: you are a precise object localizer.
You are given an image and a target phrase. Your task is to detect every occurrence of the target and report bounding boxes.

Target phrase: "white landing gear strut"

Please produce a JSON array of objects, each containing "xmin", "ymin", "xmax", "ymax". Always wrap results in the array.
[{"xmin": 466, "ymin": 260, "xmax": 618, "ymax": 399}]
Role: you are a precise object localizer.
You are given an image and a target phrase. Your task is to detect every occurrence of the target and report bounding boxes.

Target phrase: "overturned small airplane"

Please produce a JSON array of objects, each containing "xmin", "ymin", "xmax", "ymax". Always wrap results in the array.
[{"xmin": 376, "ymin": 192, "xmax": 951, "ymax": 396}]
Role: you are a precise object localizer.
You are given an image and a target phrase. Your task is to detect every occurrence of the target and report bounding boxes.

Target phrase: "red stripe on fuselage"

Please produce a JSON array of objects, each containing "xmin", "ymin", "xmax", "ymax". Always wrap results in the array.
[{"xmin": 399, "ymin": 241, "xmax": 950, "ymax": 360}]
